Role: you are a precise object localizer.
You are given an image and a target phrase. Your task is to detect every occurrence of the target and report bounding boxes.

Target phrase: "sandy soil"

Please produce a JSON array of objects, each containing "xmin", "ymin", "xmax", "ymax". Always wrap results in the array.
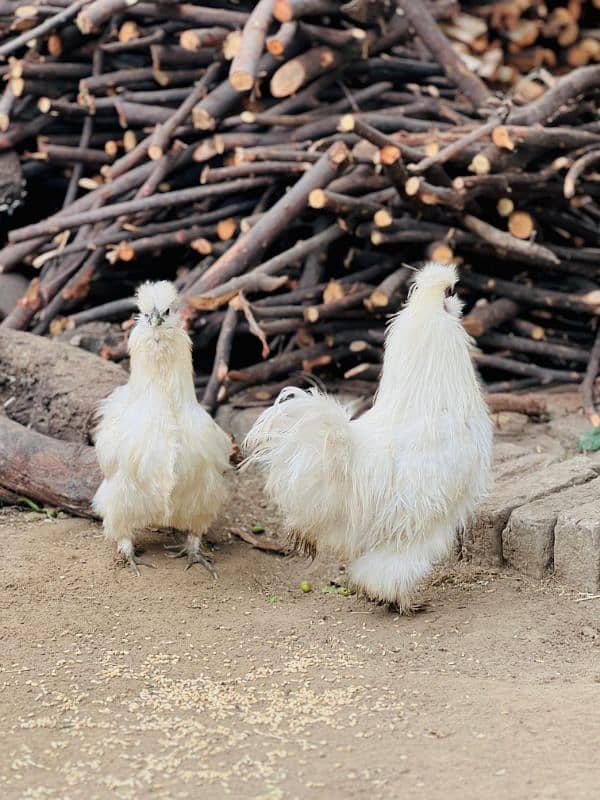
[{"xmin": 1, "ymin": 465, "xmax": 599, "ymax": 800}]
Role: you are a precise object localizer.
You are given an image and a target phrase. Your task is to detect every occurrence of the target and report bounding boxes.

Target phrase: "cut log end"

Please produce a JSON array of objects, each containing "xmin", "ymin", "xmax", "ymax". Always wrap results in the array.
[
  {"xmin": 492, "ymin": 125, "xmax": 515, "ymax": 150},
  {"xmin": 405, "ymin": 176, "xmax": 421, "ymax": 196},
  {"xmin": 337, "ymin": 113, "xmax": 355, "ymax": 133},
  {"xmin": 229, "ymin": 72, "xmax": 254, "ymax": 92},
  {"xmin": 496, "ymin": 197, "xmax": 514, "ymax": 217},
  {"xmin": 380, "ymin": 145, "xmax": 401, "ymax": 166},
  {"xmin": 468, "ymin": 154, "xmax": 491, "ymax": 174},
  {"xmin": 147, "ymin": 143, "xmax": 163, "ymax": 161},
  {"xmin": 373, "ymin": 209, "xmax": 393, "ymax": 228},
  {"xmin": 308, "ymin": 188, "xmax": 327, "ymax": 209},
  {"xmin": 508, "ymin": 211, "xmax": 535, "ymax": 240},
  {"xmin": 273, "ymin": 0, "xmax": 293, "ymax": 23}
]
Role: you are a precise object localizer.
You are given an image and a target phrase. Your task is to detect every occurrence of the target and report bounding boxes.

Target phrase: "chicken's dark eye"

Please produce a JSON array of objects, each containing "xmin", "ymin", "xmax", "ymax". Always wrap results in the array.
[{"xmin": 164, "ymin": 308, "xmax": 170, "ymax": 315}]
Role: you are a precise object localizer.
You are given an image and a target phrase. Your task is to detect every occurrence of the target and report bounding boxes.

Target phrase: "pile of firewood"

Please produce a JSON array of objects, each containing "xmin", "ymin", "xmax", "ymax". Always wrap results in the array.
[{"xmin": 0, "ymin": 0, "xmax": 598, "ymax": 420}]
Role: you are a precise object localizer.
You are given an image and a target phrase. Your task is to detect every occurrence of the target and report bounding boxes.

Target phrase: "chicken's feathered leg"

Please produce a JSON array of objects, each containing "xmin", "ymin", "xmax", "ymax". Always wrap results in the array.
[
  {"xmin": 164, "ymin": 533, "xmax": 217, "ymax": 576},
  {"xmin": 348, "ymin": 525, "xmax": 455, "ymax": 611}
]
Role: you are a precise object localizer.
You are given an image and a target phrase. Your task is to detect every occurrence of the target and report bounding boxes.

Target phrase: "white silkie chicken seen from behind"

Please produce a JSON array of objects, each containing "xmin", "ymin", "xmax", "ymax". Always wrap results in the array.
[
  {"xmin": 244, "ymin": 263, "xmax": 493, "ymax": 611},
  {"xmin": 93, "ymin": 281, "xmax": 231, "ymax": 574}
]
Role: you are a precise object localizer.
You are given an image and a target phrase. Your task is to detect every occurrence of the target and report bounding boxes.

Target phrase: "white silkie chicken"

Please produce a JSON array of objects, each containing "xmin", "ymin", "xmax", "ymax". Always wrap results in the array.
[
  {"xmin": 244, "ymin": 263, "xmax": 493, "ymax": 611},
  {"xmin": 93, "ymin": 281, "xmax": 231, "ymax": 574}
]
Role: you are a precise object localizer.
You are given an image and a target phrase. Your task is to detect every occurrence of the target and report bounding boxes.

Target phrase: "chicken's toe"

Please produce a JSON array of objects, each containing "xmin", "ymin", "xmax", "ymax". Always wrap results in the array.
[
  {"xmin": 185, "ymin": 551, "xmax": 217, "ymax": 577},
  {"xmin": 389, "ymin": 600, "xmax": 428, "ymax": 616},
  {"xmin": 117, "ymin": 539, "xmax": 156, "ymax": 576},
  {"xmin": 165, "ymin": 535, "xmax": 217, "ymax": 577}
]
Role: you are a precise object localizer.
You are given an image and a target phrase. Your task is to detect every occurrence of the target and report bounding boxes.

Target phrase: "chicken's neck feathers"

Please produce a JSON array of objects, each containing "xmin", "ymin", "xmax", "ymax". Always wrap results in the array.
[
  {"xmin": 128, "ymin": 328, "xmax": 196, "ymax": 408},
  {"xmin": 374, "ymin": 306, "xmax": 485, "ymax": 423}
]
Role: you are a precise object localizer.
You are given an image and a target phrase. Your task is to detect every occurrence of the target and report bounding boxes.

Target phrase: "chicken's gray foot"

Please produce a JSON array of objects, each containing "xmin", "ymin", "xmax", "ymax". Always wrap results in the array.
[
  {"xmin": 164, "ymin": 534, "xmax": 217, "ymax": 577},
  {"xmin": 389, "ymin": 600, "xmax": 428, "ymax": 616}
]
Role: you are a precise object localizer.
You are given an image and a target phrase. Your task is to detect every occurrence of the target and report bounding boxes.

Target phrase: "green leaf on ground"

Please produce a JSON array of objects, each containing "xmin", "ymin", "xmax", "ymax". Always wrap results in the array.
[
  {"xmin": 579, "ymin": 427, "xmax": 600, "ymax": 452},
  {"xmin": 17, "ymin": 496, "xmax": 44, "ymax": 513},
  {"xmin": 322, "ymin": 584, "xmax": 354, "ymax": 596}
]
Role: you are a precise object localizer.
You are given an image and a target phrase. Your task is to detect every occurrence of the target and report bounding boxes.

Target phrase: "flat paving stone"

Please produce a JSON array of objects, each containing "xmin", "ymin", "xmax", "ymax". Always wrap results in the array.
[
  {"xmin": 554, "ymin": 500, "xmax": 600, "ymax": 593},
  {"xmin": 503, "ymin": 477, "xmax": 600, "ymax": 579},
  {"xmin": 462, "ymin": 454, "xmax": 600, "ymax": 566}
]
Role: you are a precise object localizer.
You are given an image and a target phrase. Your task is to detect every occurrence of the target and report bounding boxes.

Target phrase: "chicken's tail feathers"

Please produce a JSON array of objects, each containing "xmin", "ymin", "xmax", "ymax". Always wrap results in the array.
[
  {"xmin": 243, "ymin": 387, "xmax": 354, "ymax": 531},
  {"xmin": 243, "ymin": 385, "xmax": 352, "ymax": 458}
]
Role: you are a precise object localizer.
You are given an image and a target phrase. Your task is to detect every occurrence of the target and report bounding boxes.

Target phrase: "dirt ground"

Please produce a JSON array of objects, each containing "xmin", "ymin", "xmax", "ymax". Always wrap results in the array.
[{"xmin": 1, "ymin": 463, "xmax": 599, "ymax": 800}]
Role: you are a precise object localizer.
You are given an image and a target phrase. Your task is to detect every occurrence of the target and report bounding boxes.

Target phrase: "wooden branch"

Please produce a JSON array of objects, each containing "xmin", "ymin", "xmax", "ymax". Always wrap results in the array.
[
  {"xmin": 0, "ymin": 0, "xmax": 87, "ymax": 58},
  {"xmin": 582, "ymin": 327, "xmax": 600, "ymax": 427},
  {"xmin": 508, "ymin": 65, "xmax": 600, "ymax": 126},
  {"xmin": 409, "ymin": 116, "xmax": 502, "ymax": 173},
  {"xmin": 231, "ymin": 528, "xmax": 287, "ymax": 554},
  {"xmin": 202, "ymin": 302, "xmax": 238, "ymax": 414},
  {"xmin": 461, "ymin": 271, "xmax": 600, "ymax": 316},
  {"xmin": 270, "ymin": 46, "xmax": 343, "ymax": 98},
  {"xmin": 274, "ymin": 0, "xmax": 339, "ymax": 23},
  {"xmin": 564, "ymin": 149, "xmax": 600, "ymax": 199},
  {"xmin": 125, "ymin": 3, "xmax": 249, "ymax": 28},
  {"xmin": 77, "ymin": 0, "xmax": 143, "ymax": 34},
  {"xmin": 473, "ymin": 353, "xmax": 581, "ymax": 384},
  {"xmin": 367, "ymin": 267, "xmax": 411, "ymax": 309},
  {"xmin": 485, "ymin": 393, "xmax": 548, "ymax": 417},
  {"xmin": 187, "ymin": 224, "xmax": 343, "ymax": 309},
  {"xmin": 478, "ymin": 332, "xmax": 590, "ymax": 364},
  {"xmin": 463, "ymin": 215, "xmax": 560, "ymax": 267},
  {"xmin": 229, "ymin": 0, "xmax": 274, "ymax": 92},
  {"xmin": 396, "ymin": 0, "xmax": 493, "ymax": 111},
  {"xmin": 9, "ymin": 179, "xmax": 271, "ymax": 244},
  {"xmin": 188, "ymin": 142, "xmax": 349, "ymax": 294},
  {"xmin": 148, "ymin": 62, "xmax": 220, "ymax": 160},
  {"xmin": 462, "ymin": 298, "xmax": 520, "ymax": 337}
]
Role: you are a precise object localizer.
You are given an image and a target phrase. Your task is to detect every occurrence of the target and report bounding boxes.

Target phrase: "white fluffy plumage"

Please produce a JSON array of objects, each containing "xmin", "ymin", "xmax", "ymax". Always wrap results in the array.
[
  {"xmin": 244, "ymin": 262, "xmax": 493, "ymax": 610},
  {"xmin": 93, "ymin": 280, "xmax": 231, "ymax": 574}
]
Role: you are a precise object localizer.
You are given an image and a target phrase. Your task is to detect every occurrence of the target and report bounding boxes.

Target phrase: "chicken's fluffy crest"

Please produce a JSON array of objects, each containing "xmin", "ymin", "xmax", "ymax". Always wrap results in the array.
[
  {"xmin": 410, "ymin": 260, "xmax": 457, "ymax": 293},
  {"xmin": 136, "ymin": 280, "xmax": 178, "ymax": 315}
]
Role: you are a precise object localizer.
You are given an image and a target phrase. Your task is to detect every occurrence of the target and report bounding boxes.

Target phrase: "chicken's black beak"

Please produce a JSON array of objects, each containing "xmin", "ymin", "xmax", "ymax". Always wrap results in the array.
[{"xmin": 149, "ymin": 308, "xmax": 164, "ymax": 327}]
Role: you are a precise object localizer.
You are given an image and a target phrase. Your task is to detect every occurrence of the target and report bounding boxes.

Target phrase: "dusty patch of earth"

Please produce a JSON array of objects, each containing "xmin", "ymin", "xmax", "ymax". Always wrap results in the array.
[{"xmin": 1, "ymin": 462, "xmax": 599, "ymax": 800}]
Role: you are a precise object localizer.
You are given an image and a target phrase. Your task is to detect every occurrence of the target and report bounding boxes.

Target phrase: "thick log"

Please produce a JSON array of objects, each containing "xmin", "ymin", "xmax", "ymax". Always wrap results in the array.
[
  {"xmin": 0, "ymin": 416, "xmax": 101, "ymax": 517},
  {"xmin": 0, "ymin": 330, "xmax": 125, "ymax": 442}
]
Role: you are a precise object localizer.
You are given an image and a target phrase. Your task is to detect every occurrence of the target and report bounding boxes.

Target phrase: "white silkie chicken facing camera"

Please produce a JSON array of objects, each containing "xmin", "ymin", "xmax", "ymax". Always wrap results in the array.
[
  {"xmin": 244, "ymin": 262, "xmax": 493, "ymax": 611},
  {"xmin": 93, "ymin": 281, "xmax": 231, "ymax": 574}
]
